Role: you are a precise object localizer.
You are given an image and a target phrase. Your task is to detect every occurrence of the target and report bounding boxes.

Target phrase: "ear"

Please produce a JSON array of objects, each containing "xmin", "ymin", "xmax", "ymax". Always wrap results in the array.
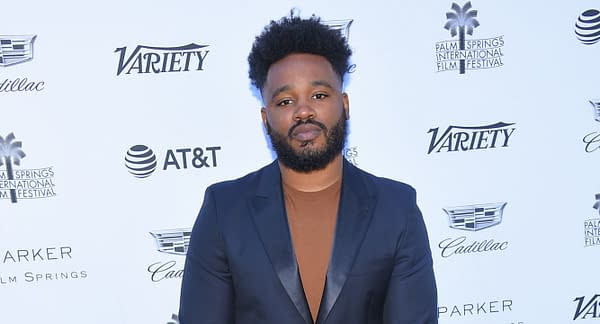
[
  {"xmin": 342, "ymin": 92, "xmax": 350, "ymax": 119},
  {"xmin": 260, "ymin": 107, "xmax": 268, "ymax": 129}
]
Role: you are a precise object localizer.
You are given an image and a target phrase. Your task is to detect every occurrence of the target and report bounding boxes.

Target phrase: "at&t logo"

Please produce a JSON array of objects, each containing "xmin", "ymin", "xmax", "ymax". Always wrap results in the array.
[
  {"xmin": 125, "ymin": 144, "xmax": 221, "ymax": 178},
  {"xmin": 575, "ymin": 10, "xmax": 600, "ymax": 45}
]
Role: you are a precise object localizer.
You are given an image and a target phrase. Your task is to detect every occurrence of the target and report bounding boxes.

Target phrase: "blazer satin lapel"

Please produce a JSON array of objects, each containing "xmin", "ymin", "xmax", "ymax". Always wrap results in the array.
[
  {"xmin": 316, "ymin": 160, "xmax": 376, "ymax": 324},
  {"xmin": 248, "ymin": 161, "xmax": 312, "ymax": 324}
]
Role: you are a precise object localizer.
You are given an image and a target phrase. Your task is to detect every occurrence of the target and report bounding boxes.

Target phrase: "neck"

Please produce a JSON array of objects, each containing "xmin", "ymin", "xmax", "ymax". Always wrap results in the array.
[{"xmin": 279, "ymin": 154, "xmax": 344, "ymax": 192}]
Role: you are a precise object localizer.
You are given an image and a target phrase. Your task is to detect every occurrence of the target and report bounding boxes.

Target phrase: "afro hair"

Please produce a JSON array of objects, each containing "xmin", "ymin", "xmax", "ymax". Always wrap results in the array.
[{"xmin": 248, "ymin": 12, "xmax": 352, "ymax": 91}]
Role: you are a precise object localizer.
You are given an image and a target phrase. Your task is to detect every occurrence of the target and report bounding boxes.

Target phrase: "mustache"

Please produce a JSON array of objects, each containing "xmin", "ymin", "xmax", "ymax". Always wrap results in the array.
[{"xmin": 288, "ymin": 119, "xmax": 327, "ymax": 138}]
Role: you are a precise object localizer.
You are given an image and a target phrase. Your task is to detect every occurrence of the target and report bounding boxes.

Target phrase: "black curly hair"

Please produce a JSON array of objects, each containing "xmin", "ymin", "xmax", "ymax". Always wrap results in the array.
[{"xmin": 248, "ymin": 12, "xmax": 352, "ymax": 91}]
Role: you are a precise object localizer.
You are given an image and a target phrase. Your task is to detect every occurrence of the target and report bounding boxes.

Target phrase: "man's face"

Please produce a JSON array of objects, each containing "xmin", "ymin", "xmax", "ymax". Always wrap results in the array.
[{"xmin": 260, "ymin": 53, "xmax": 349, "ymax": 173}]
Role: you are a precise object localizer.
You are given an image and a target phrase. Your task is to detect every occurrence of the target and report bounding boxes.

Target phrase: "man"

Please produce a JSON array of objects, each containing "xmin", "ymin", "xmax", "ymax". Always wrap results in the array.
[{"xmin": 179, "ymin": 13, "xmax": 437, "ymax": 324}]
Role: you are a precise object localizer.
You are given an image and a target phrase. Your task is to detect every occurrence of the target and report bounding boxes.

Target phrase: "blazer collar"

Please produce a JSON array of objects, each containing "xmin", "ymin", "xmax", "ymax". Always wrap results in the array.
[
  {"xmin": 250, "ymin": 159, "xmax": 376, "ymax": 324},
  {"xmin": 316, "ymin": 159, "xmax": 376, "ymax": 324},
  {"xmin": 250, "ymin": 160, "xmax": 313, "ymax": 324}
]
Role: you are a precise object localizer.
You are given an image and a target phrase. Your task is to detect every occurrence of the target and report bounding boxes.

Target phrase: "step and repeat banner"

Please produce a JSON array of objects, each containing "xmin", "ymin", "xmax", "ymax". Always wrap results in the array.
[{"xmin": 1, "ymin": 0, "xmax": 599, "ymax": 323}]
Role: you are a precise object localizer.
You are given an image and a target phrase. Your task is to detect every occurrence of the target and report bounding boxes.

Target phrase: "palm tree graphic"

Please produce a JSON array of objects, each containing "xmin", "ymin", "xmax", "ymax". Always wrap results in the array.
[
  {"xmin": 444, "ymin": 1, "xmax": 480, "ymax": 74},
  {"xmin": 0, "ymin": 133, "xmax": 26, "ymax": 203}
]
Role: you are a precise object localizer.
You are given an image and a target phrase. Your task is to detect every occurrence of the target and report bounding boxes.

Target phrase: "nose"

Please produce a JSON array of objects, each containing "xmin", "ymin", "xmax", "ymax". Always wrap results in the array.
[{"xmin": 292, "ymin": 98, "xmax": 316, "ymax": 121}]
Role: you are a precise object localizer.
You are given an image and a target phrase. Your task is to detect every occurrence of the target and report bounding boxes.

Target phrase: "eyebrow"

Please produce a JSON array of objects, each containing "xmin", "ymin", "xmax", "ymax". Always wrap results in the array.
[
  {"xmin": 269, "ymin": 85, "xmax": 290, "ymax": 101},
  {"xmin": 269, "ymin": 80, "xmax": 336, "ymax": 101}
]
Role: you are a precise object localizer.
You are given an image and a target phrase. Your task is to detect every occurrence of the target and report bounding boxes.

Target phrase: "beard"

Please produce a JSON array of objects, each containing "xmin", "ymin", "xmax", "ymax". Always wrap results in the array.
[{"xmin": 267, "ymin": 115, "xmax": 347, "ymax": 173}]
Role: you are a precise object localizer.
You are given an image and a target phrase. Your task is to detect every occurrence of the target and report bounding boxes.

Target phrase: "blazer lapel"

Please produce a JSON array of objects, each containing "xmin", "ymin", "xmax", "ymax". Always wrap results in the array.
[
  {"xmin": 316, "ymin": 160, "xmax": 376, "ymax": 324},
  {"xmin": 248, "ymin": 161, "xmax": 313, "ymax": 324}
]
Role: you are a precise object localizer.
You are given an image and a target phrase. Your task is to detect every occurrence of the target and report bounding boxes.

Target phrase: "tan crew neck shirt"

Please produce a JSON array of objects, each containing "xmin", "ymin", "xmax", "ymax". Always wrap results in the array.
[{"xmin": 283, "ymin": 179, "xmax": 341, "ymax": 322}]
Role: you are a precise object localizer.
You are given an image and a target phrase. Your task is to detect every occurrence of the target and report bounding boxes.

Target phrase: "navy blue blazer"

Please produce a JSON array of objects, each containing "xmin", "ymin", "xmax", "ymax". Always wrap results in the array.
[{"xmin": 179, "ymin": 159, "xmax": 437, "ymax": 324}]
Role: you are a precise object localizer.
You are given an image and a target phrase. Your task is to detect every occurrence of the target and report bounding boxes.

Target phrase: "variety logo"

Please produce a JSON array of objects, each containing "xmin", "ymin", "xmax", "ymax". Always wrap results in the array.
[
  {"xmin": 585, "ymin": 194, "xmax": 600, "ymax": 247},
  {"xmin": 575, "ymin": 9, "xmax": 600, "ymax": 45},
  {"xmin": 124, "ymin": 144, "xmax": 221, "ymax": 178},
  {"xmin": 427, "ymin": 122, "xmax": 516, "ymax": 154},
  {"xmin": 582, "ymin": 100, "xmax": 600, "ymax": 153},
  {"xmin": 438, "ymin": 202, "xmax": 509, "ymax": 257},
  {"xmin": 573, "ymin": 294, "xmax": 600, "ymax": 320},
  {"xmin": 115, "ymin": 43, "xmax": 209, "ymax": 76},
  {"xmin": 435, "ymin": 2, "xmax": 504, "ymax": 74},
  {"xmin": 438, "ymin": 299, "xmax": 513, "ymax": 319},
  {"xmin": 0, "ymin": 35, "xmax": 45, "ymax": 92},
  {"xmin": 147, "ymin": 228, "xmax": 191, "ymax": 282},
  {"xmin": 0, "ymin": 246, "xmax": 88, "ymax": 286},
  {"xmin": 323, "ymin": 19, "xmax": 356, "ymax": 74},
  {"xmin": 0, "ymin": 133, "xmax": 56, "ymax": 203}
]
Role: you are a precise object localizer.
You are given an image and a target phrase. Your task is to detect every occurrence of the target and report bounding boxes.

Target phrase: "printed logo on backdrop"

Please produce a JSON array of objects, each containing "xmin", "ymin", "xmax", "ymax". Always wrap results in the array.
[
  {"xmin": 438, "ymin": 202, "xmax": 509, "ymax": 257},
  {"xmin": 343, "ymin": 146, "xmax": 359, "ymax": 165},
  {"xmin": 125, "ymin": 144, "xmax": 221, "ymax": 178},
  {"xmin": 0, "ymin": 35, "xmax": 45, "ymax": 92},
  {"xmin": 438, "ymin": 298, "xmax": 513, "ymax": 320},
  {"xmin": 575, "ymin": 9, "xmax": 600, "ymax": 45},
  {"xmin": 147, "ymin": 228, "xmax": 191, "ymax": 282},
  {"xmin": 166, "ymin": 314, "xmax": 180, "ymax": 324},
  {"xmin": 0, "ymin": 133, "xmax": 56, "ymax": 203},
  {"xmin": 115, "ymin": 43, "xmax": 209, "ymax": 76},
  {"xmin": 427, "ymin": 122, "xmax": 516, "ymax": 154},
  {"xmin": 583, "ymin": 100, "xmax": 600, "ymax": 153},
  {"xmin": 323, "ymin": 19, "xmax": 356, "ymax": 74},
  {"xmin": 573, "ymin": 294, "xmax": 600, "ymax": 320},
  {"xmin": 1, "ymin": 246, "xmax": 88, "ymax": 286},
  {"xmin": 435, "ymin": 2, "xmax": 504, "ymax": 74},
  {"xmin": 584, "ymin": 194, "xmax": 600, "ymax": 247}
]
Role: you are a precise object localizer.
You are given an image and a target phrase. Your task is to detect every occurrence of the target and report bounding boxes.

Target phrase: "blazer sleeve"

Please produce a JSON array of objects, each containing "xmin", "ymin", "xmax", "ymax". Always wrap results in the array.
[
  {"xmin": 179, "ymin": 186, "xmax": 234, "ymax": 324},
  {"xmin": 383, "ymin": 188, "xmax": 438, "ymax": 324}
]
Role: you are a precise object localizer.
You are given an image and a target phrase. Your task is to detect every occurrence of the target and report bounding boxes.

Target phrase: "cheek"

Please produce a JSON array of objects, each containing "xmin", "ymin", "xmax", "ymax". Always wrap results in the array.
[{"xmin": 266, "ymin": 113, "xmax": 290, "ymax": 133}]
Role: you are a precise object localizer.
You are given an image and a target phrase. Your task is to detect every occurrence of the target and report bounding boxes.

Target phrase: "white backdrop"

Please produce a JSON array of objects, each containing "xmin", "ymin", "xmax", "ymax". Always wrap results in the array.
[{"xmin": 1, "ymin": 1, "xmax": 599, "ymax": 323}]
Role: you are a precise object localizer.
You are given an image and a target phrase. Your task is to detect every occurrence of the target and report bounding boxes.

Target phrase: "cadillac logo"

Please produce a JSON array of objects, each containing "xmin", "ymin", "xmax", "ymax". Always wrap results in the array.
[
  {"xmin": 590, "ymin": 100, "xmax": 600, "ymax": 122},
  {"xmin": 0, "ymin": 35, "xmax": 36, "ymax": 67},
  {"xmin": 323, "ymin": 19, "xmax": 353, "ymax": 40},
  {"xmin": 149, "ymin": 229, "xmax": 191, "ymax": 255},
  {"xmin": 444, "ymin": 202, "xmax": 507, "ymax": 231}
]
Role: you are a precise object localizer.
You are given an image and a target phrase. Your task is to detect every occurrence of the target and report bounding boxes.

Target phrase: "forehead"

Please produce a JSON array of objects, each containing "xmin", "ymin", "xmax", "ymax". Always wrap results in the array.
[{"xmin": 263, "ymin": 53, "xmax": 340, "ymax": 93}]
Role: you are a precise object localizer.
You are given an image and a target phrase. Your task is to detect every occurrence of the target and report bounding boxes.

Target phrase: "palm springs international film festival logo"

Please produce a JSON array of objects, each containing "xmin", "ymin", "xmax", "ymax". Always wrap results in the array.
[
  {"xmin": 573, "ymin": 294, "xmax": 600, "ymax": 320},
  {"xmin": 435, "ymin": 2, "xmax": 505, "ymax": 74},
  {"xmin": 585, "ymin": 194, "xmax": 600, "ymax": 248},
  {"xmin": 125, "ymin": 144, "xmax": 221, "ymax": 178},
  {"xmin": 0, "ymin": 35, "xmax": 45, "ymax": 93},
  {"xmin": 0, "ymin": 133, "xmax": 56, "ymax": 203},
  {"xmin": 115, "ymin": 42, "xmax": 209, "ymax": 76},
  {"xmin": 147, "ymin": 228, "xmax": 191, "ymax": 282},
  {"xmin": 427, "ymin": 122, "xmax": 516, "ymax": 154},
  {"xmin": 575, "ymin": 9, "xmax": 600, "ymax": 45},
  {"xmin": 438, "ymin": 202, "xmax": 509, "ymax": 258}
]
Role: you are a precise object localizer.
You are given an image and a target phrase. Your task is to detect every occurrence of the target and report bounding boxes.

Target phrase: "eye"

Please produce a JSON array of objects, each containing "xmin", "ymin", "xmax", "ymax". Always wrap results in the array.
[
  {"xmin": 312, "ymin": 93, "xmax": 328, "ymax": 100},
  {"xmin": 276, "ymin": 99, "xmax": 293, "ymax": 106}
]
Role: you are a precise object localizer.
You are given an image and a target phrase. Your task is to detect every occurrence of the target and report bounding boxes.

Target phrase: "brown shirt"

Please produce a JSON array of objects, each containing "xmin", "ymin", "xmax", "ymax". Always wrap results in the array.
[{"xmin": 283, "ymin": 179, "xmax": 341, "ymax": 322}]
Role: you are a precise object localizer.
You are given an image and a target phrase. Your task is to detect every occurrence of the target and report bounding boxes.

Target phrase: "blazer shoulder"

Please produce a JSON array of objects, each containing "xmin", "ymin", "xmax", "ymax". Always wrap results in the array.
[
  {"xmin": 205, "ymin": 162, "xmax": 274, "ymax": 199},
  {"xmin": 352, "ymin": 165, "xmax": 416, "ymax": 200}
]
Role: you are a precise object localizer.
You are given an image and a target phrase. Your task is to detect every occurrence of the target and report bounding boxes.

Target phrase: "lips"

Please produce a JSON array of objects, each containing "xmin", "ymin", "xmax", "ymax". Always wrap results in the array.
[{"xmin": 290, "ymin": 123, "xmax": 323, "ymax": 142}]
